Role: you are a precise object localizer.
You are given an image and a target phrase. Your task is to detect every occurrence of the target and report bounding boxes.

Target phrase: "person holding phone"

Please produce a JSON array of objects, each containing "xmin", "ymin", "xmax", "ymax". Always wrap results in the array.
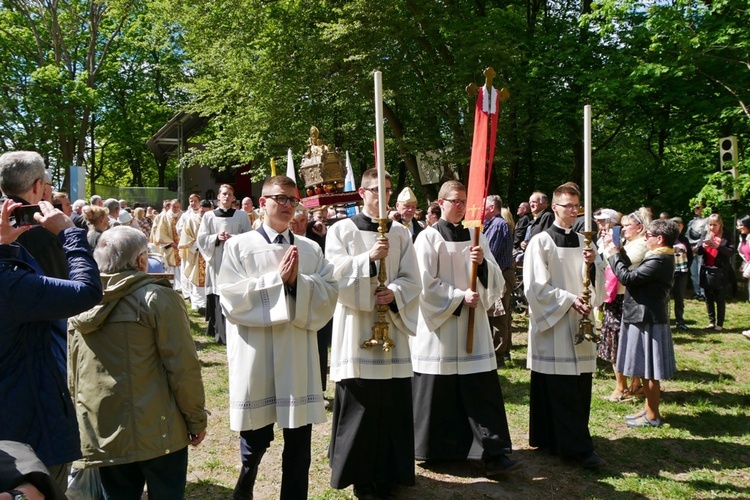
[
  {"xmin": 593, "ymin": 209, "xmax": 628, "ymax": 402},
  {"xmin": 602, "ymin": 219, "xmax": 679, "ymax": 427},
  {"xmin": 0, "ymin": 186, "xmax": 104, "ymax": 494},
  {"xmin": 696, "ymin": 214, "xmax": 734, "ymax": 331},
  {"xmin": 598, "ymin": 209, "xmax": 652, "ymax": 402},
  {"xmin": 0, "ymin": 153, "xmax": 69, "ymax": 281}
]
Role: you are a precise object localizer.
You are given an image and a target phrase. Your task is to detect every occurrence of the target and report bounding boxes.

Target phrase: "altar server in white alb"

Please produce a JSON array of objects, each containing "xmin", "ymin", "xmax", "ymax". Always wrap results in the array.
[
  {"xmin": 218, "ymin": 175, "xmax": 338, "ymax": 500},
  {"xmin": 326, "ymin": 168, "xmax": 421, "ymax": 499},
  {"xmin": 197, "ymin": 184, "xmax": 252, "ymax": 344},
  {"xmin": 411, "ymin": 180, "xmax": 519, "ymax": 477},
  {"xmin": 523, "ymin": 181, "xmax": 606, "ymax": 469}
]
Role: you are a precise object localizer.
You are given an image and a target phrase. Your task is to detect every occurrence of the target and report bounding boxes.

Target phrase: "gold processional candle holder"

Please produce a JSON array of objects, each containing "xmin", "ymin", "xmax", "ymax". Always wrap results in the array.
[
  {"xmin": 361, "ymin": 219, "xmax": 395, "ymax": 352},
  {"xmin": 575, "ymin": 230, "xmax": 601, "ymax": 345}
]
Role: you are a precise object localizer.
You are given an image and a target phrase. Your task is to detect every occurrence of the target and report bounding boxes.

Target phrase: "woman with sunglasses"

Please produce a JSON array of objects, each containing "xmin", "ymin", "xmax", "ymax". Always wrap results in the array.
[{"xmin": 602, "ymin": 219, "xmax": 679, "ymax": 427}]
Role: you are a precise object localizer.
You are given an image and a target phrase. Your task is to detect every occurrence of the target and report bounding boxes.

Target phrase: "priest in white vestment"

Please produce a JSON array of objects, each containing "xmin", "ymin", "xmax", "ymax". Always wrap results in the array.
[
  {"xmin": 197, "ymin": 184, "xmax": 252, "ymax": 344},
  {"xmin": 176, "ymin": 193, "xmax": 201, "ymax": 299},
  {"xmin": 151, "ymin": 199, "xmax": 183, "ymax": 291},
  {"xmin": 326, "ymin": 168, "xmax": 420, "ymax": 498},
  {"xmin": 219, "ymin": 175, "xmax": 338, "ymax": 500},
  {"xmin": 411, "ymin": 180, "xmax": 519, "ymax": 477},
  {"xmin": 179, "ymin": 199, "xmax": 211, "ymax": 311},
  {"xmin": 523, "ymin": 182, "xmax": 606, "ymax": 469}
]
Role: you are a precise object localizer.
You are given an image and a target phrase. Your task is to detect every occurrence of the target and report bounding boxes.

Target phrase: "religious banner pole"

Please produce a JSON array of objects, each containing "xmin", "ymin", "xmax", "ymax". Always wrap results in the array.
[
  {"xmin": 362, "ymin": 69, "xmax": 395, "ymax": 352},
  {"xmin": 463, "ymin": 67, "xmax": 509, "ymax": 353}
]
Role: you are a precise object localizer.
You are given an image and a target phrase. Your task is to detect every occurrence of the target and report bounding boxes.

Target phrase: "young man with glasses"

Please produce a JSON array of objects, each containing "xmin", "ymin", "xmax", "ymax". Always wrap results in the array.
[
  {"xmin": 523, "ymin": 182, "xmax": 606, "ymax": 469},
  {"xmin": 218, "ymin": 175, "xmax": 338, "ymax": 500},
  {"xmin": 197, "ymin": 183, "xmax": 252, "ymax": 344},
  {"xmin": 410, "ymin": 180, "xmax": 518, "ymax": 477},
  {"xmin": 326, "ymin": 168, "xmax": 421, "ymax": 498}
]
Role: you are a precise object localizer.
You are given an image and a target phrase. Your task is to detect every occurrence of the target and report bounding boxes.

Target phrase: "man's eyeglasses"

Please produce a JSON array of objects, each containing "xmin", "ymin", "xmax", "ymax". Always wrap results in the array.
[
  {"xmin": 555, "ymin": 203, "xmax": 580, "ymax": 212},
  {"xmin": 362, "ymin": 187, "xmax": 393, "ymax": 196},
  {"xmin": 646, "ymin": 232, "xmax": 657, "ymax": 239},
  {"xmin": 443, "ymin": 199, "xmax": 467, "ymax": 207},
  {"xmin": 264, "ymin": 195, "xmax": 301, "ymax": 207}
]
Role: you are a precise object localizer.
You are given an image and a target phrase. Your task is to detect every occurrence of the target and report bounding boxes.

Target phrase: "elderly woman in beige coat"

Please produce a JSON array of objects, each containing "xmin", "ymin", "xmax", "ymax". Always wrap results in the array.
[{"xmin": 68, "ymin": 226, "xmax": 207, "ymax": 500}]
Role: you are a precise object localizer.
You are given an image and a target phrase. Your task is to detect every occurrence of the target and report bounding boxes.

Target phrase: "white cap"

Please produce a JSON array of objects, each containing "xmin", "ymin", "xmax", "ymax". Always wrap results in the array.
[
  {"xmin": 118, "ymin": 211, "xmax": 133, "ymax": 224},
  {"xmin": 397, "ymin": 187, "xmax": 417, "ymax": 203},
  {"xmin": 594, "ymin": 208, "xmax": 620, "ymax": 225}
]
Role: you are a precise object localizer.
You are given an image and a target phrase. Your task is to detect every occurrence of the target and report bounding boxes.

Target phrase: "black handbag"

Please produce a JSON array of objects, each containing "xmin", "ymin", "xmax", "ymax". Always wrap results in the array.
[{"xmin": 701, "ymin": 266, "xmax": 725, "ymax": 290}]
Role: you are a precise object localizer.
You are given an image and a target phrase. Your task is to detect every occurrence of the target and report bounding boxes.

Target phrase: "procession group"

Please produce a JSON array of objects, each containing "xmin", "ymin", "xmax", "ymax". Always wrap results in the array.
[{"xmin": 1, "ymin": 149, "xmax": 685, "ymax": 500}]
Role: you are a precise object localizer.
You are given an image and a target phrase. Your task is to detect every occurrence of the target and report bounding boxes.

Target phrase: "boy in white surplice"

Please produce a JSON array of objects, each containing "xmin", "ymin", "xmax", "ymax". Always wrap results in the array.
[
  {"xmin": 523, "ymin": 181, "xmax": 605, "ymax": 469},
  {"xmin": 326, "ymin": 168, "xmax": 421, "ymax": 499},
  {"xmin": 218, "ymin": 175, "xmax": 338, "ymax": 499},
  {"xmin": 411, "ymin": 180, "xmax": 519, "ymax": 477}
]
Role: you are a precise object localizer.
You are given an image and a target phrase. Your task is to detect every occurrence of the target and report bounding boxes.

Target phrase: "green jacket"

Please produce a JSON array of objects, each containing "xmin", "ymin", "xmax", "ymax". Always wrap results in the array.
[{"xmin": 68, "ymin": 270, "xmax": 207, "ymax": 468}]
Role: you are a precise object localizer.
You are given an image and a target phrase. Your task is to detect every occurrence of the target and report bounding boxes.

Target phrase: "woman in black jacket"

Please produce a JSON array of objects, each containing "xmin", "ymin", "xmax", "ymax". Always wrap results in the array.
[
  {"xmin": 696, "ymin": 214, "xmax": 735, "ymax": 331},
  {"xmin": 603, "ymin": 219, "xmax": 679, "ymax": 428}
]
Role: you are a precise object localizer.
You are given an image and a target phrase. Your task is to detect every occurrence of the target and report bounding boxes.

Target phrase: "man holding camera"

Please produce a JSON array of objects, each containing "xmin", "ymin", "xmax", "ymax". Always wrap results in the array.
[{"xmin": 0, "ymin": 150, "xmax": 104, "ymax": 493}]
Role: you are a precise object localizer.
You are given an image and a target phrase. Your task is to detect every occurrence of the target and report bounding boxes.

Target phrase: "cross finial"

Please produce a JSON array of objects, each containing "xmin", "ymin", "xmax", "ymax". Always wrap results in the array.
[
  {"xmin": 483, "ymin": 67, "xmax": 496, "ymax": 89},
  {"xmin": 467, "ymin": 67, "xmax": 510, "ymax": 101}
]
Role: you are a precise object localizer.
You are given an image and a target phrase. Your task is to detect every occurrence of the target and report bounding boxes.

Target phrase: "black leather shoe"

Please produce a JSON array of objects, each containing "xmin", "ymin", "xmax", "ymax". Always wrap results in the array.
[
  {"xmin": 485, "ymin": 454, "xmax": 522, "ymax": 476},
  {"xmin": 375, "ymin": 482, "xmax": 395, "ymax": 500},
  {"xmin": 353, "ymin": 483, "xmax": 379, "ymax": 500},
  {"xmin": 580, "ymin": 451, "xmax": 606, "ymax": 469}
]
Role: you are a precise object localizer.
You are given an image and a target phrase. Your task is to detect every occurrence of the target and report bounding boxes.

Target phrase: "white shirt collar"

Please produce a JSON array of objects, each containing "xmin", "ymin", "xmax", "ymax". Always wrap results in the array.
[{"xmin": 263, "ymin": 223, "xmax": 290, "ymax": 244}]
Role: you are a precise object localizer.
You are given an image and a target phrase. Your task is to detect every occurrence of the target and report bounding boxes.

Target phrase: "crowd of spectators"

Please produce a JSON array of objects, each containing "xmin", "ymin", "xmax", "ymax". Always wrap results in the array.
[{"xmin": 3, "ymin": 147, "xmax": 750, "ymax": 498}]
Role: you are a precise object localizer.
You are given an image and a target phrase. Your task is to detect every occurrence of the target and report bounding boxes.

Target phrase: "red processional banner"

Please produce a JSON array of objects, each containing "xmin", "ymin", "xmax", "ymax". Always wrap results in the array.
[{"xmin": 463, "ymin": 85, "xmax": 499, "ymax": 229}]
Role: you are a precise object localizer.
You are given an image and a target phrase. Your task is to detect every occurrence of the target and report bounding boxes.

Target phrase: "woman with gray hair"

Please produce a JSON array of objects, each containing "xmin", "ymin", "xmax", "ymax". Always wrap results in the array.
[
  {"xmin": 68, "ymin": 226, "xmax": 207, "ymax": 499},
  {"xmin": 602, "ymin": 219, "xmax": 679, "ymax": 428}
]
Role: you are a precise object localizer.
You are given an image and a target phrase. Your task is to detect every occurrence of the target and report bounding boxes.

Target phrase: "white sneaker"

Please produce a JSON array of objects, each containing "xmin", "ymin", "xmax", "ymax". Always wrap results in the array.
[{"xmin": 742, "ymin": 330, "xmax": 750, "ymax": 339}]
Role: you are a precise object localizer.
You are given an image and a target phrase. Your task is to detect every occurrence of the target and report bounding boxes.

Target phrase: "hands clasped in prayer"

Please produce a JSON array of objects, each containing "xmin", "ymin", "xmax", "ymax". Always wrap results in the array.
[{"xmin": 279, "ymin": 245, "xmax": 298, "ymax": 287}]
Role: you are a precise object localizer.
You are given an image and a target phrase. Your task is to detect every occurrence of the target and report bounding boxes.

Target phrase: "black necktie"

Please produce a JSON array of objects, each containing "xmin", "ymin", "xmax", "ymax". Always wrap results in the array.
[{"xmin": 274, "ymin": 234, "xmax": 284, "ymax": 244}]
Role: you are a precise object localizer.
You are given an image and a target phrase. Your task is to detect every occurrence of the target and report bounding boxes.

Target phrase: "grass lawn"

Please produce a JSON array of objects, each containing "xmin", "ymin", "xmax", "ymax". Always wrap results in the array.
[{"xmin": 184, "ymin": 296, "xmax": 750, "ymax": 499}]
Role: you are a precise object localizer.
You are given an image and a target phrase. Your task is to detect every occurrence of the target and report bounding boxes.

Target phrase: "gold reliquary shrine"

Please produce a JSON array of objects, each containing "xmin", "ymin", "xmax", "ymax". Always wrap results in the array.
[{"xmin": 299, "ymin": 126, "xmax": 348, "ymax": 196}]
